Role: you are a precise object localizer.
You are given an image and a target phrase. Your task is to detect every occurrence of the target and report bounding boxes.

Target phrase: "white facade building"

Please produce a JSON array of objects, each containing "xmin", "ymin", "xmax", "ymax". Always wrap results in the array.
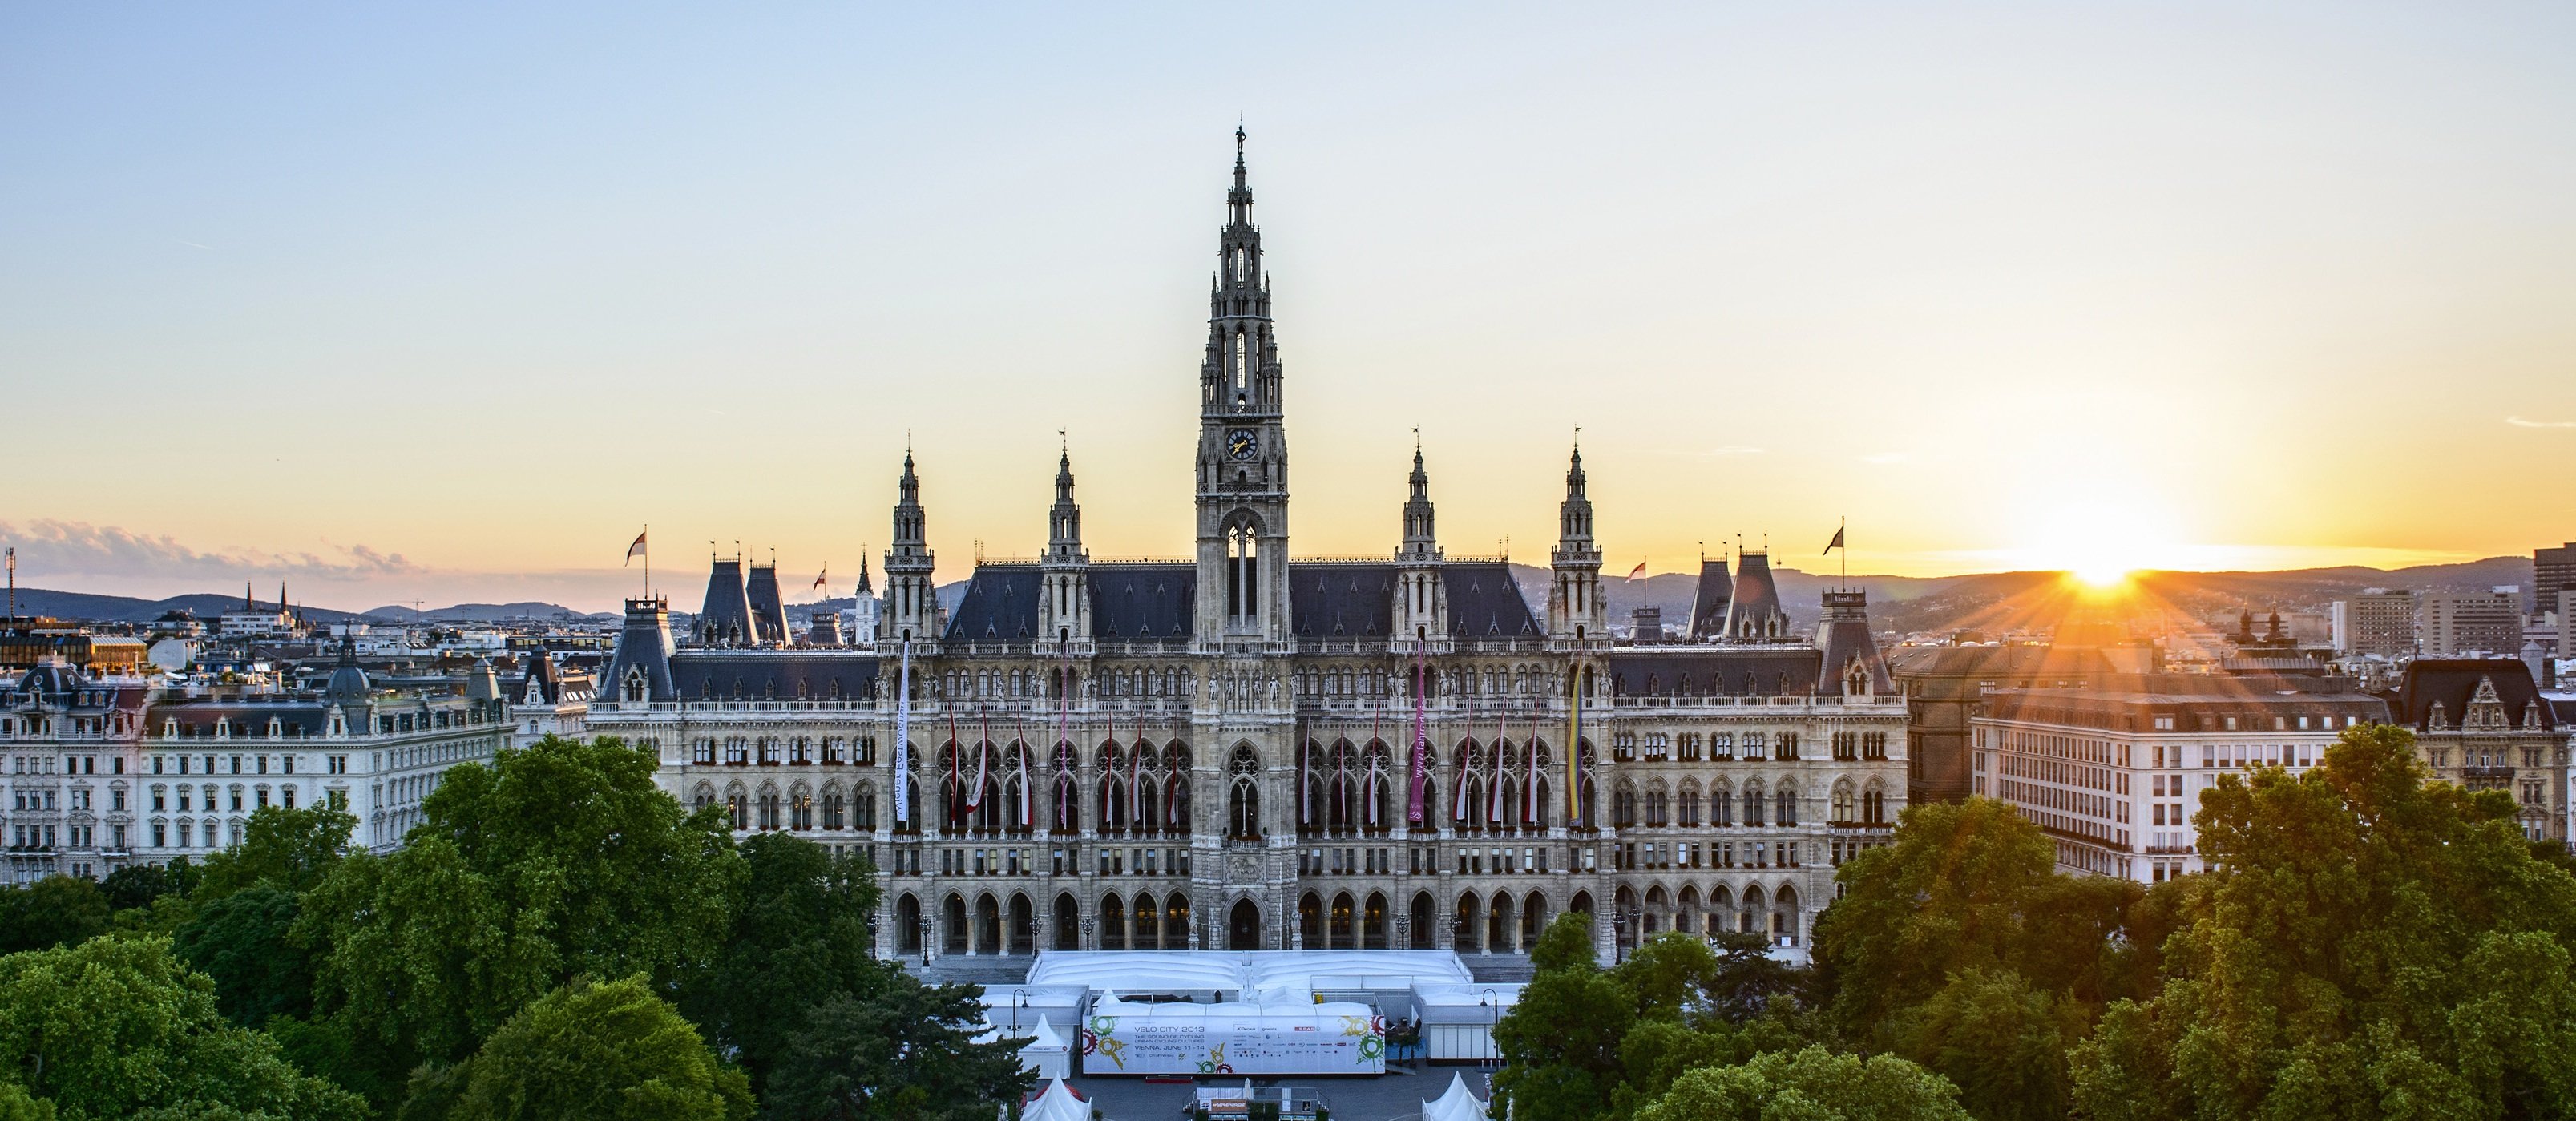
[{"xmin": 1971, "ymin": 675, "xmax": 2388, "ymax": 883}]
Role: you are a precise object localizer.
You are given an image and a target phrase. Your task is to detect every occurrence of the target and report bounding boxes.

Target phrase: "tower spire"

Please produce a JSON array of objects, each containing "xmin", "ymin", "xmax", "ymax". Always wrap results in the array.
[
  {"xmin": 1195, "ymin": 127, "xmax": 1293, "ymax": 645},
  {"xmin": 1548, "ymin": 441, "xmax": 1605, "ymax": 647}
]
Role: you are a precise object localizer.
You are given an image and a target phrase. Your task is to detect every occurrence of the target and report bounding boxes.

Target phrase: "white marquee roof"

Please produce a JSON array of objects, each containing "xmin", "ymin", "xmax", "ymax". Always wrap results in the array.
[{"xmin": 1026, "ymin": 950, "xmax": 1470, "ymax": 995}]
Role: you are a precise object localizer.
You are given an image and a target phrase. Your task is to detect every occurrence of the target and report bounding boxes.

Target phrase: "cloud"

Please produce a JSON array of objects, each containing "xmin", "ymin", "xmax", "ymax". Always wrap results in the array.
[
  {"xmin": 0, "ymin": 520, "xmax": 420, "ymax": 583},
  {"xmin": 2506, "ymin": 417, "xmax": 2576, "ymax": 429}
]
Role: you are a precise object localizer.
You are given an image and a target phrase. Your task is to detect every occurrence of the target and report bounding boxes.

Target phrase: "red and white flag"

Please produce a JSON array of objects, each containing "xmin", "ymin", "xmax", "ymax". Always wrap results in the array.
[
  {"xmin": 1625, "ymin": 559, "xmax": 1648, "ymax": 582},
  {"xmin": 624, "ymin": 530, "xmax": 648, "ymax": 565},
  {"xmin": 811, "ymin": 568, "xmax": 829, "ymax": 591}
]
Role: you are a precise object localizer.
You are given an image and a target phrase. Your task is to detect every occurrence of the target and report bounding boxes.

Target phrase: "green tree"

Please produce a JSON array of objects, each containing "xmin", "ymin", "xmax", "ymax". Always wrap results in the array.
[
  {"xmin": 0, "ymin": 876, "xmax": 110, "ymax": 954},
  {"xmin": 401, "ymin": 975, "xmax": 750, "ymax": 1121},
  {"xmin": 173, "ymin": 886, "xmax": 313, "ymax": 1027},
  {"xmin": 301, "ymin": 735, "xmax": 743, "ymax": 1103},
  {"xmin": 102, "ymin": 860, "xmax": 198, "ymax": 913},
  {"xmin": 194, "ymin": 805, "xmax": 357, "ymax": 903},
  {"xmin": 761, "ymin": 978, "xmax": 1034, "ymax": 1121},
  {"xmin": 679, "ymin": 833, "xmax": 882, "ymax": 1101},
  {"xmin": 1812, "ymin": 797, "xmax": 2148, "ymax": 1044},
  {"xmin": 0, "ymin": 1083, "xmax": 53, "ymax": 1121},
  {"xmin": 0, "ymin": 935, "xmax": 363, "ymax": 1121},
  {"xmin": 1634, "ymin": 1046, "xmax": 1970, "ymax": 1121},
  {"xmin": 1492, "ymin": 913, "xmax": 1637, "ymax": 1121},
  {"xmin": 2068, "ymin": 724, "xmax": 2576, "ymax": 1120},
  {"xmin": 1888, "ymin": 969, "xmax": 2079, "ymax": 1121}
]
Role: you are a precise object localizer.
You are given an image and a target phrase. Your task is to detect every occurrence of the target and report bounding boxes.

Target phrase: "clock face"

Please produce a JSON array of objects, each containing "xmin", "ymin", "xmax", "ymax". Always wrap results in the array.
[{"xmin": 1227, "ymin": 428, "xmax": 1258, "ymax": 461}]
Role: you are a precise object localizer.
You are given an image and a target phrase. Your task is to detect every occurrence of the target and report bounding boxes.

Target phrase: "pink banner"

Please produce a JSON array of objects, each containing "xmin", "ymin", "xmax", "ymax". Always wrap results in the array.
[{"xmin": 1406, "ymin": 654, "xmax": 1429, "ymax": 824}]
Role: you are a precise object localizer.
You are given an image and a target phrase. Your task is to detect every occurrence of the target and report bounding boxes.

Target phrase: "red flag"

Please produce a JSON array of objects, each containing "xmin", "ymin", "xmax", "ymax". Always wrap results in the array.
[
  {"xmin": 812, "ymin": 568, "xmax": 829, "ymax": 590},
  {"xmin": 624, "ymin": 530, "xmax": 648, "ymax": 564},
  {"xmin": 1625, "ymin": 560, "xmax": 1647, "ymax": 582}
]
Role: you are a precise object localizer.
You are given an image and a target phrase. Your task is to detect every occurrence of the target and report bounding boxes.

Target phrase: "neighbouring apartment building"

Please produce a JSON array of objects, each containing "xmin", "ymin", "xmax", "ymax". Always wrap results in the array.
[
  {"xmin": 1970, "ymin": 675, "xmax": 2388, "ymax": 884},
  {"xmin": 2390, "ymin": 659, "xmax": 2566, "ymax": 844}
]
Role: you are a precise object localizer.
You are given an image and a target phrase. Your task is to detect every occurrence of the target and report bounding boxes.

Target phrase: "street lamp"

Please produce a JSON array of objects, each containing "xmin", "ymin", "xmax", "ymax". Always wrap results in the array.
[
  {"xmin": 1612, "ymin": 909, "xmax": 1629, "ymax": 964},
  {"xmin": 1080, "ymin": 915, "xmax": 1096, "ymax": 951},
  {"xmin": 918, "ymin": 913, "xmax": 931, "ymax": 968},
  {"xmin": 1011, "ymin": 988, "xmax": 1028, "ymax": 1033},
  {"xmin": 1478, "ymin": 988, "xmax": 1500, "ymax": 1067},
  {"xmin": 1395, "ymin": 913, "xmax": 1413, "ymax": 951}
]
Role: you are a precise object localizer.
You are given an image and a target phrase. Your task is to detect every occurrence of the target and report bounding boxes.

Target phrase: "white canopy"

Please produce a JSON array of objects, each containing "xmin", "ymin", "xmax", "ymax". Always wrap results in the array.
[
  {"xmin": 1026, "ymin": 950, "xmax": 1469, "ymax": 997},
  {"xmin": 1023, "ymin": 1079, "xmax": 1091, "ymax": 1121},
  {"xmin": 1411, "ymin": 983, "xmax": 1526, "ymax": 1026},
  {"xmin": 1422, "ymin": 1072, "xmax": 1491, "ymax": 1121}
]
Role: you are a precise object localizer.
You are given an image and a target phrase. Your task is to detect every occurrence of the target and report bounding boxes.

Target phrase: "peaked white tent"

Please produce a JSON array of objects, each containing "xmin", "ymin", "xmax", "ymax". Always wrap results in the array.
[
  {"xmin": 1019, "ymin": 1014, "xmax": 1070, "ymax": 1080},
  {"xmin": 1023, "ymin": 1079, "xmax": 1091, "ymax": 1121},
  {"xmin": 1421, "ymin": 1071, "xmax": 1491, "ymax": 1121}
]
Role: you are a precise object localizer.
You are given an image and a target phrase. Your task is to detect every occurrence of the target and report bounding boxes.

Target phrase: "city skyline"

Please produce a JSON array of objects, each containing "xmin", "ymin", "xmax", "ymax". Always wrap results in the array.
[{"xmin": 6, "ymin": 4, "xmax": 2572, "ymax": 611}]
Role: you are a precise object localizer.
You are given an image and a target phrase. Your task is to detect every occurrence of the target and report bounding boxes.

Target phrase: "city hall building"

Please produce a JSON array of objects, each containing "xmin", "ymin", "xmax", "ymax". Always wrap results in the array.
[{"xmin": 590, "ymin": 133, "xmax": 1907, "ymax": 964}]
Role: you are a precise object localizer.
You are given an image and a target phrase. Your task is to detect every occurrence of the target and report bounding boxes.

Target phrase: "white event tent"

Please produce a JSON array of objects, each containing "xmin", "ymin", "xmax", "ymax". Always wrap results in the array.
[{"xmin": 1422, "ymin": 1072, "xmax": 1492, "ymax": 1121}]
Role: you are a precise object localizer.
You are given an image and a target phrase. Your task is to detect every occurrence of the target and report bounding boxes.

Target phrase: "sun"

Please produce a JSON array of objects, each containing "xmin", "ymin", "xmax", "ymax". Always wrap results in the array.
[{"xmin": 2067, "ymin": 562, "xmax": 2136, "ymax": 590}]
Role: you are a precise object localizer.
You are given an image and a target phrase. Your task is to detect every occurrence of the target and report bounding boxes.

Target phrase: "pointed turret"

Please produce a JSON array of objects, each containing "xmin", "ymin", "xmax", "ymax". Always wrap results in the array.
[
  {"xmin": 1547, "ymin": 444, "xmax": 1606, "ymax": 647},
  {"xmin": 745, "ymin": 562, "xmax": 788, "ymax": 646},
  {"xmin": 881, "ymin": 452, "xmax": 942, "ymax": 647},
  {"xmin": 1394, "ymin": 440, "xmax": 1448, "ymax": 649},
  {"xmin": 1041, "ymin": 449, "xmax": 1092, "ymax": 648}
]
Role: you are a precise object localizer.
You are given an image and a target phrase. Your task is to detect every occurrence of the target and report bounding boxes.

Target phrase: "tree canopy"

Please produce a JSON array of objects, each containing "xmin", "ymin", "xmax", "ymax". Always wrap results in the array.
[
  {"xmin": 400, "ymin": 975, "xmax": 751, "ymax": 1121},
  {"xmin": 300, "ymin": 735, "xmax": 744, "ymax": 1099},
  {"xmin": 2069, "ymin": 724, "xmax": 2576, "ymax": 1119},
  {"xmin": 0, "ymin": 935, "xmax": 364, "ymax": 1121}
]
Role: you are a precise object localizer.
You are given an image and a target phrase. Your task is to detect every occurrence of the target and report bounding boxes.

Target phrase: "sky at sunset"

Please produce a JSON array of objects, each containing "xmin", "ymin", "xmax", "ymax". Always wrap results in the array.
[{"xmin": 4, "ymin": 4, "xmax": 2572, "ymax": 612}]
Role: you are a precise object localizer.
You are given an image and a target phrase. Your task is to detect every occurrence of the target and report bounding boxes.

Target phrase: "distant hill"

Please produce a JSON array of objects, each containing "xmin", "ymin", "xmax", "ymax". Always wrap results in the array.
[
  {"xmin": 361, "ymin": 602, "xmax": 612, "ymax": 623},
  {"xmin": 3, "ymin": 588, "xmax": 375, "ymax": 624},
  {"xmin": 3, "ymin": 587, "xmax": 609, "ymax": 626}
]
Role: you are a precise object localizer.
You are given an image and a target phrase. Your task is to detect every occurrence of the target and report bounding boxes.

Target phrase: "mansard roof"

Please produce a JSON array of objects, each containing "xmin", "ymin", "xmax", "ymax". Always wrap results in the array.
[
  {"xmin": 2393, "ymin": 659, "xmax": 2553, "ymax": 731},
  {"xmin": 1290, "ymin": 561, "xmax": 1540, "ymax": 639},
  {"xmin": 145, "ymin": 700, "xmax": 333, "ymax": 736},
  {"xmin": 945, "ymin": 563, "xmax": 1198, "ymax": 643},
  {"xmin": 1605, "ymin": 648, "xmax": 1824, "ymax": 697},
  {"xmin": 940, "ymin": 559, "xmax": 1538, "ymax": 644},
  {"xmin": 1091, "ymin": 563, "xmax": 1195, "ymax": 641},
  {"xmin": 669, "ymin": 651, "xmax": 880, "ymax": 703}
]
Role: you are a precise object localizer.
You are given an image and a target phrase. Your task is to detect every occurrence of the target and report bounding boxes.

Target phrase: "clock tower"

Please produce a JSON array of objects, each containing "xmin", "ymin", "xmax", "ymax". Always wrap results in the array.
[{"xmin": 1195, "ymin": 128, "xmax": 1293, "ymax": 647}]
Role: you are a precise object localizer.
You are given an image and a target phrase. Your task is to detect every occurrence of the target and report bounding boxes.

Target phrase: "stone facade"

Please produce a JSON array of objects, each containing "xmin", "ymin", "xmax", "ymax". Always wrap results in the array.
[{"xmin": 591, "ymin": 132, "xmax": 1908, "ymax": 964}]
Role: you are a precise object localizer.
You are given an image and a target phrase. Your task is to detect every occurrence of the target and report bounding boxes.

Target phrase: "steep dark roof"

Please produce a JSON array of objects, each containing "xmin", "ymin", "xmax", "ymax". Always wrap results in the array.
[
  {"xmin": 670, "ymin": 652, "xmax": 881, "ymax": 702},
  {"xmin": 1605, "ymin": 649, "xmax": 1823, "ymax": 697},
  {"xmin": 947, "ymin": 565, "xmax": 1044, "ymax": 642},
  {"xmin": 1288, "ymin": 561, "xmax": 1540, "ymax": 639},
  {"xmin": 1721, "ymin": 552, "xmax": 1787, "ymax": 639},
  {"xmin": 2393, "ymin": 659, "xmax": 2554, "ymax": 730},
  {"xmin": 1686, "ymin": 559, "xmax": 1732, "ymax": 641},
  {"xmin": 698, "ymin": 560, "xmax": 757, "ymax": 647},
  {"xmin": 1441, "ymin": 563, "xmax": 1542, "ymax": 638},
  {"xmin": 1090, "ymin": 563, "xmax": 1194, "ymax": 641},
  {"xmin": 604, "ymin": 602, "xmax": 679, "ymax": 702},
  {"xmin": 745, "ymin": 565, "xmax": 789, "ymax": 645},
  {"xmin": 1813, "ymin": 591, "xmax": 1895, "ymax": 696}
]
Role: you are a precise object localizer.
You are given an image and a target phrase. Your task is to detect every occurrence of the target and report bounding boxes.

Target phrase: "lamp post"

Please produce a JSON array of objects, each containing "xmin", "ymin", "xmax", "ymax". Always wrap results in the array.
[
  {"xmin": 1395, "ymin": 913, "xmax": 1413, "ymax": 951},
  {"xmin": 865, "ymin": 911, "xmax": 880, "ymax": 962},
  {"xmin": 1011, "ymin": 988, "xmax": 1028, "ymax": 1033},
  {"xmin": 1479, "ymin": 988, "xmax": 1500, "ymax": 1067},
  {"xmin": 1080, "ymin": 915, "xmax": 1096, "ymax": 951},
  {"xmin": 918, "ymin": 913, "xmax": 931, "ymax": 968},
  {"xmin": 1612, "ymin": 909, "xmax": 1629, "ymax": 965}
]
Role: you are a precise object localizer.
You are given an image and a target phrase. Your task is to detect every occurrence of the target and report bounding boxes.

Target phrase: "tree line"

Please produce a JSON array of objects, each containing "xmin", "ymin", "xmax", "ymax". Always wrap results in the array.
[
  {"xmin": 0, "ymin": 735, "xmax": 1034, "ymax": 1121},
  {"xmin": 1493, "ymin": 724, "xmax": 2576, "ymax": 1121}
]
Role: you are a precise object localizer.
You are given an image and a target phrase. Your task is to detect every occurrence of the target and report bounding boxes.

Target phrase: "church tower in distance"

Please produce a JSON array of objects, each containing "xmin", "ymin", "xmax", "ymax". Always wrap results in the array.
[{"xmin": 1194, "ymin": 127, "xmax": 1293, "ymax": 648}]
